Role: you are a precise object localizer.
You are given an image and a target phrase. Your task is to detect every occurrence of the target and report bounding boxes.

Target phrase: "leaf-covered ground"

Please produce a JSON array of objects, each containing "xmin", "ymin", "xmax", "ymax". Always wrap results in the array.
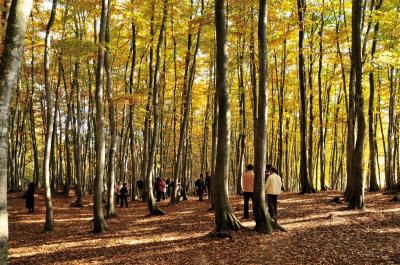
[{"xmin": 8, "ymin": 190, "xmax": 400, "ymax": 264}]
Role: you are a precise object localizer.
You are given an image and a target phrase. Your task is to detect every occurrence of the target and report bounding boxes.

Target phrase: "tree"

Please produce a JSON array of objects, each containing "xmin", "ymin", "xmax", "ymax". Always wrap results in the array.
[
  {"xmin": 368, "ymin": 0, "xmax": 383, "ymax": 192},
  {"xmin": 0, "ymin": 0, "xmax": 32, "ymax": 261},
  {"xmin": 105, "ymin": 0, "xmax": 116, "ymax": 218},
  {"xmin": 93, "ymin": 0, "xmax": 109, "ymax": 233},
  {"xmin": 212, "ymin": 0, "xmax": 242, "ymax": 236},
  {"xmin": 297, "ymin": 0, "xmax": 314, "ymax": 194},
  {"xmin": 42, "ymin": 0, "xmax": 58, "ymax": 233},
  {"xmin": 347, "ymin": 0, "xmax": 366, "ymax": 210},
  {"xmin": 253, "ymin": 0, "xmax": 273, "ymax": 233},
  {"xmin": 146, "ymin": 0, "xmax": 168, "ymax": 215}
]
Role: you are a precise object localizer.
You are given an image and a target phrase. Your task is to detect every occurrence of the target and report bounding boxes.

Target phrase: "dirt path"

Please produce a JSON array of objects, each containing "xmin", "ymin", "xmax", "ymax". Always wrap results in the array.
[{"xmin": 7, "ymin": 191, "xmax": 400, "ymax": 264}]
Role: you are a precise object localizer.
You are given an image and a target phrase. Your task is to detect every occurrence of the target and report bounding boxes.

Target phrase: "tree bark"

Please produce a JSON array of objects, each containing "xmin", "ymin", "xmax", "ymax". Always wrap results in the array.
[
  {"xmin": 0, "ymin": 0, "xmax": 32, "ymax": 261},
  {"xmin": 212, "ymin": 0, "xmax": 242, "ymax": 235},
  {"xmin": 253, "ymin": 0, "xmax": 274, "ymax": 233},
  {"xmin": 368, "ymin": 0, "xmax": 382, "ymax": 192},
  {"xmin": 348, "ymin": 0, "xmax": 366, "ymax": 209},
  {"xmin": 104, "ymin": 0, "xmax": 116, "ymax": 218},
  {"xmin": 318, "ymin": 3, "xmax": 327, "ymax": 191},
  {"xmin": 146, "ymin": 0, "xmax": 167, "ymax": 215},
  {"xmin": 297, "ymin": 0, "xmax": 314, "ymax": 194},
  {"xmin": 93, "ymin": 0, "xmax": 109, "ymax": 233},
  {"xmin": 43, "ymin": 0, "xmax": 58, "ymax": 232}
]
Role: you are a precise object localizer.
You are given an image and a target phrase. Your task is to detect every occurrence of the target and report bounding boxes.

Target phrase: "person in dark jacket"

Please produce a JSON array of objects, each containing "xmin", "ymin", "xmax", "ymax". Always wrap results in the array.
[
  {"xmin": 23, "ymin": 182, "xmax": 35, "ymax": 213},
  {"xmin": 195, "ymin": 174, "xmax": 206, "ymax": 201},
  {"xmin": 120, "ymin": 183, "xmax": 129, "ymax": 208}
]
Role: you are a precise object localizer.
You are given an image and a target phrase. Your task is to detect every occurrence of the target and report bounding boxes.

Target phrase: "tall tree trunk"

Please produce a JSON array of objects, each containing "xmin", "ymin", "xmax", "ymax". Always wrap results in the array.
[
  {"xmin": 93, "ymin": 0, "xmax": 109, "ymax": 233},
  {"xmin": 297, "ymin": 0, "xmax": 314, "ymax": 194},
  {"xmin": 43, "ymin": 0, "xmax": 58, "ymax": 232},
  {"xmin": 146, "ymin": 0, "xmax": 167, "ymax": 215},
  {"xmin": 253, "ymin": 0, "xmax": 276, "ymax": 233},
  {"xmin": 368, "ymin": 0, "xmax": 382, "ymax": 192},
  {"xmin": 129, "ymin": 21, "xmax": 137, "ymax": 201},
  {"xmin": 318, "ymin": 3, "xmax": 327, "ymax": 191},
  {"xmin": 0, "ymin": 0, "xmax": 32, "ymax": 261},
  {"xmin": 171, "ymin": 0, "xmax": 203, "ymax": 204},
  {"xmin": 105, "ymin": 0, "xmax": 116, "ymax": 217},
  {"xmin": 348, "ymin": 0, "xmax": 365, "ymax": 209},
  {"xmin": 212, "ymin": 0, "xmax": 242, "ymax": 235},
  {"xmin": 386, "ymin": 67, "xmax": 395, "ymax": 189},
  {"xmin": 29, "ymin": 26, "xmax": 41, "ymax": 189},
  {"xmin": 72, "ymin": 59, "xmax": 83, "ymax": 206}
]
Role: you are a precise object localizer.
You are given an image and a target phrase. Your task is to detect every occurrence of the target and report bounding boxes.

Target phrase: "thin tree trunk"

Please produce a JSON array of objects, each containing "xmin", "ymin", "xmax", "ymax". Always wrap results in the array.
[
  {"xmin": 318, "ymin": 3, "xmax": 327, "ymax": 190},
  {"xmin": 146, "ymin": 0, "xmax": 167, "ymax": 215},
  {"xmin": 368, "ymin": 0, "xmax": 382, "ymax": 192},
  {"xmin": 105, "ymin": 0, "xmax": 116, "ymax": 217},
  {"xmin": 43, "ymin": 0, "xmax": 58, "ymax": 232}
]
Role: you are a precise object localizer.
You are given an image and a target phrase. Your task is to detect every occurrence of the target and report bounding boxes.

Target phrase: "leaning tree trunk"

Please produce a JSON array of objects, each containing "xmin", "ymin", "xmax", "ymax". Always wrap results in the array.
[
  {"xmin": 93, "ymin": 0, "xmax": 109, "ymax": 233},
  {"xmin": 297, "ymin": 0, "xmax": 314, "ymax": 194},
  {"xmin": 348, "ymin": 0, "xmax": 365, "ymax": 209},
  {"xmin": 146, "ymin": 0, "xmax": 167, "ymax": 215},
  {"xmin": 0, "ymin": 0, "xmax": 32, "ymax": 262},
  {"xmin": 43, "ymin": 0, "xmax": 58, "ymax": 233},
  {"xmin": 253, "ymin": 0, "xmax": 274, "ymax": 233},
  {"xmin": 212, "ymin": 0, "xmax": 242, "ymax": 236}
]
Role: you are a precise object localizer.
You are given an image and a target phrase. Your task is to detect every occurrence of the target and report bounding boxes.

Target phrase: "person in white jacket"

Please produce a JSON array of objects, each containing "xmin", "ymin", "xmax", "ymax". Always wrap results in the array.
[{"xmin": 265, "ymin": 164, "xmax": 282, "ymax": 223}]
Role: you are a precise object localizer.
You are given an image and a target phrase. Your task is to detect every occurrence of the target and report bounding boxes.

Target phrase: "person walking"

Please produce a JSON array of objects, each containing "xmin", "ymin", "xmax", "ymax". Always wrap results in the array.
[
  {"xmin": 242, "ymin": 164, "xmax": 254, "ymax": 218},
  {"xmin": 115, "ymin": 182, "xmax": 121, "ymax": 205},
  {"xmin": 23, "ymin": 182, "xmax": 35, "ymax": 213},
  {"xmin": 265, "ymin": 164, "xmax": 282, "ymax": 223},
  {"xmin": 155, "ymin": 177, "xmax": 165, "ymax": 202},
  {"xmin": 195, "ymin": 174, "xmax": 206, "ymax": 201},
  {"xmin": 120, "ymin": 183, "xmax": 129, "ymax": 208}
]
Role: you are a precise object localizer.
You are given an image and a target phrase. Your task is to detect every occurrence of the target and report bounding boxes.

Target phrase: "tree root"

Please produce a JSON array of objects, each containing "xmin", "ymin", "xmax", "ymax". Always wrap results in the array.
[
  {"xmin": 271, "ymin": 221, "xmax": 288, "ymax": 232},
  {"xmin": 105, "ymin": 212, "xmax": 118, "ymax": 219},
  {"xmin": 390, "ymin": 193, "xmax": 400, "ymax": 202},
  {"xmin": 329, "ymin": 196, "xmax": 343, "ymax": 204},
  {"xmin": 208, "ymin": 230, "xmax": 233, "ymax": 239},
  {"xmin": 70, "ymin": 201, "xmax": 83, "ymax": 208}
]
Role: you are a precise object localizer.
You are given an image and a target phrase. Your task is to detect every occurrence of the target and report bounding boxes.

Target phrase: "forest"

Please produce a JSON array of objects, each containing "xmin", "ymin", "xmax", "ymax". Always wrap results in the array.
[{"xmin": 0, "ymin": 0, "xmax": 399, "ymax": 264}]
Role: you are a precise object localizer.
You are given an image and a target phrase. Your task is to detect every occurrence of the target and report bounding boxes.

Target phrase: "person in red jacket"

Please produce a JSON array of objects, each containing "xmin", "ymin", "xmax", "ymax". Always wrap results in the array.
[{"xmin": 155, "ymin": 177, "xmax": 165, "ymax": 202}]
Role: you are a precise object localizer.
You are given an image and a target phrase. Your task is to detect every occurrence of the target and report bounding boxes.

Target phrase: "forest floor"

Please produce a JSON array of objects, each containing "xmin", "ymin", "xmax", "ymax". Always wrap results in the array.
[{"xmin": 7, "ymin": 190, "xmax": 400, "ymax": 265}]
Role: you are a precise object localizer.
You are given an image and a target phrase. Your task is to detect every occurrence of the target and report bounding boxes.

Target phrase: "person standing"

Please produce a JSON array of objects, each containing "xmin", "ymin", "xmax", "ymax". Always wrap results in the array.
[
  {"xmin": 23, "ymin": 182, "xmax": 35, "ymax": 213},
  {"xmin": 265, "ymin": 164, "xmax": 282, "ymax": 223},
  {"xmin": 195, "ymin": 174, "xmax": 206, "ymax": 201},
  {"xmin": 120, "ymin": 183, "xmax": 129, "ymax": 208},
  {"xmin": 136, "ymin": 177, "xmax": 144, "ymax": 200},
  {"xmin": 115, "ymin": 182, "xmax": 121, "ymax": 205},
  {"xmin": 242, "ymin": 164, "xmax": 254, "ymax": 218},
  {"xmin": 155, "ymin": 177, "xmax": 165, "ymax": 202}
]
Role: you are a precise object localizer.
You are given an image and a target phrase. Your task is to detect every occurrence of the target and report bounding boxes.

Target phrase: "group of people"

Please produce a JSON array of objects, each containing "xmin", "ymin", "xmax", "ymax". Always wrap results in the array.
[
  {"xmin": 22, "ymin": 165, "xmax": 281, "ymax": 222},
  {"xmin": 195, "ymin": 172, "xmax": 211, "ymax": 201},
  {"xmin": 243, "ymin": 163, "xmax": 282, "ymax": 223},
  {"xmin": 115, "ymin": 182, "xmax": 129, "ymax": 207}
]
